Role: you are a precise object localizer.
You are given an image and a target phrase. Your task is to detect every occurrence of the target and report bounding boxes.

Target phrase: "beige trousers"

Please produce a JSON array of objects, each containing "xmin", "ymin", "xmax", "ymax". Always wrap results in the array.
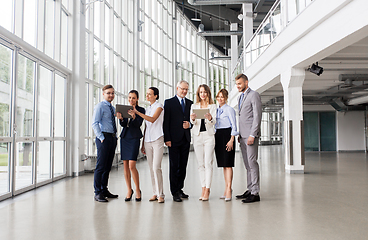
[{"xmin": 145, "ymin": 136, "xmax": 165, "ymax": 198}]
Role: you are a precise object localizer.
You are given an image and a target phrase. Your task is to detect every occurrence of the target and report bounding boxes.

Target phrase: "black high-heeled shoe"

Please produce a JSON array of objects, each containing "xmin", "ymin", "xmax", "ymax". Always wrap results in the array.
[
  {"xmin": 125, "ymin": 189, "xmax": 134, "ymax": 202},
  {"xmin": 135, "ymin": 190, "xmax": 142, "ymax": 202}
]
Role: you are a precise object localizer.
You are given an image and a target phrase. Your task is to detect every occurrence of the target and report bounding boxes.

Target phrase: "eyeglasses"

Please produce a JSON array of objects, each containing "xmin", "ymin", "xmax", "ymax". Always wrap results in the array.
[{"xmin": 178, "ymin": 86, "xmax": 189, "ymax": 91}]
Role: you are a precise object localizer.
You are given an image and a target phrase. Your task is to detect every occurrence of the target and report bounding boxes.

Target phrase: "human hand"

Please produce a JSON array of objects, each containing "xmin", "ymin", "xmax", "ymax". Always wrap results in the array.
[
  {"xmin": 128, "ymin": 109, "xmax": 136, "ymax": 119},
  {"xmin": 226, "ymin": 140, "xmax": 234, "ymax": 151},
  {"xmin": 247, "ymin": 136, "xmax": 255, "ymax": 145},
  {"xmin": 165, "ymin": 141, "xmax": 172, "ymax": 147},
  {"xmin": 183, "ymin": 121, "xmax": 190, "ymax": 129},
  {"xmin": 141, "ymin": 146, "xmax": 146, "ymax": 154},
  {"xmin": 204, "ymin": 113, "xmax": 212, "ymax": 121},
  {"xmin": 116, "ymin": 112, "xmax": 123, "ymax": 120},
  {"xmin": 190, "ymin": 113, "xmax": 197, "ymax": 121}
]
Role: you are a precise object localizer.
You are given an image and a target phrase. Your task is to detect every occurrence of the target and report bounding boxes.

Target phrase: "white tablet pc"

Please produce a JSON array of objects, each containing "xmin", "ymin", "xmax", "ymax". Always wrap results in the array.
[
  {"xmin": 116, "ymin": 104, "xmax": 134, "ymax": 118},
  {"xmin": 193, "ymin": 108, "xmax": 209, "ymax": 119}
]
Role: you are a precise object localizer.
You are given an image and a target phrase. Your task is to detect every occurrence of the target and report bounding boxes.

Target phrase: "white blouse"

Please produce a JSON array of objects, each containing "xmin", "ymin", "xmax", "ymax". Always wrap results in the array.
[{"xmin": 144, "ymin": 101, "xmax": 164, "ymax": 143}]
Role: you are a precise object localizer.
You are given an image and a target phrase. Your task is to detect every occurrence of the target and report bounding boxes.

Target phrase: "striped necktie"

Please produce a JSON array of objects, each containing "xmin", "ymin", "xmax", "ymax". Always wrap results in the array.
[{"xmin": 108, "ymin": 104, "xmax": 117, "ymax": 133}]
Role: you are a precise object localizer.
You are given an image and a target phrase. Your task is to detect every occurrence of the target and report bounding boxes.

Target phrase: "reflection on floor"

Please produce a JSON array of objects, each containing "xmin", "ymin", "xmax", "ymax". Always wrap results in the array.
[{"xmin": 1, "ymin": 145, "xmax": 368, "ymax": 239}]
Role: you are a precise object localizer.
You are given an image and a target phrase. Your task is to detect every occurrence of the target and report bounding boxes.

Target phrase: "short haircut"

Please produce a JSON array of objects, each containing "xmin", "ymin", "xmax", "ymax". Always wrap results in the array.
[
  {"xmin": 235, "ymin": 73, "xmax": 248, "ymax": 81},
  {"xmin": 149, "ymin": 87, "xmax": 159, "ymax": 100},
  {"xmin": 102, "ymin": 84, "xmax": 114, "ymax": 91},
  {"xmin": 196, "ymin": 84, "xmax": 214, "ymax": 104},
  {"xmin": 216, "ymin": 89, "xmax": 229, "ymax": 102},
  {"xmin": 177, "ymin": 80, "xmax": 189, "ymax": 88}
]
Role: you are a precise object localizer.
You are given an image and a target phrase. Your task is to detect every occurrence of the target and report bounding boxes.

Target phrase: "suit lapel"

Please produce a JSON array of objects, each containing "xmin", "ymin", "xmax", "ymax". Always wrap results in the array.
[
  {"xmin": 239, "ymin": 88, "xmax": 251, "ymax": 113},
  {"xmin": 174, "ymin": 96, "xmax": 184, "ymax": 115}
]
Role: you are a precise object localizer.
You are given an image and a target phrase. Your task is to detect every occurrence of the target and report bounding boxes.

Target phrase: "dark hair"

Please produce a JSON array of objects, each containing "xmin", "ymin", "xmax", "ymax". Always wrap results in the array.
[
  {"xmin": 235, "ymin": 73, "xmax": 248, "ymax": 81},
  {"xmin": 128, "ymin": 90, "xmax": 139, "ymax": 105},
  {"xmin": 102, "ymin": 84, "xmax": 114, "ymax": 91},
  {"xmin": 149, "ymin": 87, "xmax": 159, "ymax": 100},
  {"xmin": 216, "ymin": 89, "xmax": 229, "ymax": 102},
  {"xmin": 196, "ymin": 84, "xmax": 214, "ymax": 104},
  {"xmin": 129, "ymin": 90, "xmax": 139, "ymax": 99}
]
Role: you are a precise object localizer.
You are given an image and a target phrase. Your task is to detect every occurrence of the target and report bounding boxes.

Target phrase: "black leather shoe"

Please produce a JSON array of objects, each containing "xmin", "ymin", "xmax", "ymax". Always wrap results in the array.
[
  {"xmin": 173, "ymin": 193, "xmax": 182, "ymax": 202},
  {"xmin": 236, "ymin": 190, "xmax": 251, "ymax": 199},
  {"xmin": 94, "ymin": 194, "xmax": 108, "ymax": 202},
  {"xmin": 136, "ymin": 190, "xmax": 142, "ymax": 202},
  {"xmin": 104, "ymin": 190, "xmax": 118, "ymax": 198},
  {"xmin": 179, "ymin": 190, "xmax": 189, "ymax": 199},
  {"xmin": 125, "ymin": 189, "xmax": 134, "ymax": 202},
  {"xmin": 242, "ymin": 194, "xmax": 260, "ymax": 203}
]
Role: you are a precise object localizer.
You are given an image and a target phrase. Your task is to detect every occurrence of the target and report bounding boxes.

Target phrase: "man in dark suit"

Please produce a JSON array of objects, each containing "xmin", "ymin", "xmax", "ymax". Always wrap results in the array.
[{"xmin": 163, "ymin": 80, "xmax": 193, "ymax": 202}]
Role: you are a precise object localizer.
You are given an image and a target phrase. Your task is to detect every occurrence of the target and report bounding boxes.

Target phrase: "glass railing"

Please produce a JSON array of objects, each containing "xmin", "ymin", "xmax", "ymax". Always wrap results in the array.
[{"xmin": 233, "ymin": 0, "xmax": 314, "ymax": 76}]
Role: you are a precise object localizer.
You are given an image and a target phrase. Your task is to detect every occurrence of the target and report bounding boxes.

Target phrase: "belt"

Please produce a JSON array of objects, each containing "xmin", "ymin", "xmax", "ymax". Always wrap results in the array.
[{"xmin": 102, "ymin": 132, "xmax": 116, "ymax": 137}]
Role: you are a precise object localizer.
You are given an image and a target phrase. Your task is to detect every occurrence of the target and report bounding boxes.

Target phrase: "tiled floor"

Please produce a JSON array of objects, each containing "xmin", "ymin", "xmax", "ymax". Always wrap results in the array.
[{"xmin": 1, "ymin": 145, "xmax": 368, "ymax": 240}]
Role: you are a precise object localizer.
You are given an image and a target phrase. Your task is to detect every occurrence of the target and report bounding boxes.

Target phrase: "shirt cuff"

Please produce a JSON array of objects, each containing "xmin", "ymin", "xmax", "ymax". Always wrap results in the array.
[{"xmin": 249, "ymin": 135, "xmax": 255, "ymax": 138}]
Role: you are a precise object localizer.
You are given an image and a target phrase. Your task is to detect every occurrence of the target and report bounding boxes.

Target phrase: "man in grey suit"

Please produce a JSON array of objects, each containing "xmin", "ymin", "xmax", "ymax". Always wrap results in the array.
[{"xmin": 235, "ymin": 73, "xmax": 262, "ymax": 203}]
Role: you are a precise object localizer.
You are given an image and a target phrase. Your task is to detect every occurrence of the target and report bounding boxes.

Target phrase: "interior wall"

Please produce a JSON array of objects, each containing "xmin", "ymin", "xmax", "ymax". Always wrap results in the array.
[{"xmin": 336, "ymin": 111, "xmax": 366, "ymax": 151}]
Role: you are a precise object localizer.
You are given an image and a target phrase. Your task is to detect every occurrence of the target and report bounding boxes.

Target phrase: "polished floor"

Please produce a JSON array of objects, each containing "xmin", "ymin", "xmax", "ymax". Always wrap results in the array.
[{"xmin": 1, "ymin": 145, "xmax": 368, "ymax": 240}]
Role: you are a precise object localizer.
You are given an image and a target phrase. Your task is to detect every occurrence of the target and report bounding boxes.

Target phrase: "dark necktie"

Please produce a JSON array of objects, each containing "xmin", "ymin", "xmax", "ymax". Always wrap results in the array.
[
  {"xmin": 108, "ymin": 104, "xmax": 117, "ymax": 133},
  {"xmin": 181, "ymin": 98, "xmax": 185, "ymax": 113}
]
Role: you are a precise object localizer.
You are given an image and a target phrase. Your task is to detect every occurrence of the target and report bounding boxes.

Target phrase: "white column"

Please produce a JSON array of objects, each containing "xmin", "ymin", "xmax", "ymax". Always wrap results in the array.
[
  {"xmin": 70, "ymin": 0, "xmax": 86, "ymax": 176},
  {"xmin": 133, "ymin": 0, "xmax": 139, "ymax": 90},
  {"xmin": 230, "ymin": 23, "xmax": 238, "ymax": 74},
  {"xmin": 281, "ymin": 68, "xmax": 305, "ymax": 174},
  {"xmin": 242, "ymin": 3, "xmax": 253, "ymax": 72}
]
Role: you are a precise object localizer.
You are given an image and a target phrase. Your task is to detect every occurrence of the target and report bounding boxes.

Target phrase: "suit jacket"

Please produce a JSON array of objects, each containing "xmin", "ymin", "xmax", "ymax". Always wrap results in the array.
[
  {"xmin": 238, "ymin": 88, "xmax": 262, "ymax": 138},
  {"xmin": 119, "ymin": 105, "xmax": 145, "ymax": 139},
  {"xmin": 190, "ymin": 103, "xmax": 217, "ymax": 136},
  {"xmin": 163, "ymin": 96, "xmax": 193, "ymax": 146}
]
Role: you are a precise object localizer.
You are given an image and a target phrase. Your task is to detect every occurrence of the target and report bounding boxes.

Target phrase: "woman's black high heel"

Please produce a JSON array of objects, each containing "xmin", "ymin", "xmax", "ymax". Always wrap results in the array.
[
  {"xmin": 125, "ymin": 189, "xmax": 134, "ymax": 202},
  {"xmin": 135, "ymin": 190, "xmax": 142, "ymax": 202}
]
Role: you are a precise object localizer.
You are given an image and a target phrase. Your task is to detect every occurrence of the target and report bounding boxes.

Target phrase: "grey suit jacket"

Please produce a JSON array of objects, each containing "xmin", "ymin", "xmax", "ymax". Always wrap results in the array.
[{"xmin": 238, "ymin": 88, "xmax": 262, "ymax": 138}]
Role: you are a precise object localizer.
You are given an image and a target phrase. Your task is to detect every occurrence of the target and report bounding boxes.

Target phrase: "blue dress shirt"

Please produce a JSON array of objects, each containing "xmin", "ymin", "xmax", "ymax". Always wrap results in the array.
[
  {"xmin": 92, "ymin": 100, "xmax": 116, "ymax": 141},
  {"xmin": 215, "ymin": 104, "xmax": 238, "ymax": 136}
]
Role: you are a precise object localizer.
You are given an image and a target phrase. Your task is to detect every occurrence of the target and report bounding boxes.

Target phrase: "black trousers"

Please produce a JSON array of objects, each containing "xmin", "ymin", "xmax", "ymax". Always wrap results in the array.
[
  {"xmin": 168, "ymin": 137, "xmax": 190, "ymax": 195},
  {"xmin": 94, "ymin": 134, "xmax": 117, "ymax": 195}
]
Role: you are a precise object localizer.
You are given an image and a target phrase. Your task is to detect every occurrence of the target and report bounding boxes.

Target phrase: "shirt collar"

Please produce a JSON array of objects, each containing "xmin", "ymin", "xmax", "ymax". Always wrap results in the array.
[
  {"xmin": 102, "ymin": 100, "xmax": 112, "ymax": 106},
  {"xmin": 176, "ymin": 95, "xmax": 184, "ymax": 102}
]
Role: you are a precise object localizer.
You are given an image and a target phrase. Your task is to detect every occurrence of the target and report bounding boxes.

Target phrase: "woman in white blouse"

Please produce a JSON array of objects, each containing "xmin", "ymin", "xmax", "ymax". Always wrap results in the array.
[
  {"xmin": 133, "ymin": 87, "xmax": 165, "ymax": 203},
  {"xmin": 190, "ymin": 84, "xmax": 217, "ymax": 201}
]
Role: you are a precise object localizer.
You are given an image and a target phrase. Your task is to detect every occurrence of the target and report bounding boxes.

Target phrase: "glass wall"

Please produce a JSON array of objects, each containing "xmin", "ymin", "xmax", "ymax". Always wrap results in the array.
[
  {"xmin": 209, "ymin": 47, "xmax": 230, "ymax": 100},
  {"xmin": 85, "ymin": 0, "xmax": 134, "ymax": 155},
  {"xmin": 0, "ymin": 0, "xmax": 69, "ymax": 199}
]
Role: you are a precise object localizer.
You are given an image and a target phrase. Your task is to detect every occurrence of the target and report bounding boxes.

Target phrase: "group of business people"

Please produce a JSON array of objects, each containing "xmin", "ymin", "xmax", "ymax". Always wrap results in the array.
[{"xmin": 91, "ymin": 73, "xmax": 262, "ymax": 204}]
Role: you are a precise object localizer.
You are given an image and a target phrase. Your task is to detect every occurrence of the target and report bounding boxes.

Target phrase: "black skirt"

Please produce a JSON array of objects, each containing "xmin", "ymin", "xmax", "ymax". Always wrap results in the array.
[
  {"xmin": 120, "ymin": 137, "xmax": 140, "ymax": 161},
  {"xmin": 215, "ymin": 128, "xmax": 235, "ymax": 167}
]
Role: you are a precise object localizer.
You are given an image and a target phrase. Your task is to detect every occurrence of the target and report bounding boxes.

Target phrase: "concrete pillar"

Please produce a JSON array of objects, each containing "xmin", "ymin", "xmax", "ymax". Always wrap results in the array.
[
  {"xmin": 281, "ymin": 68, "xmax": 305, "ymax": 174},
  {"xmin": 242, "ymin": 3, "xmax": 253, "ymax": 72},
  {"xmin": 70, "ymin": 0, "xmax": 86, "ymax": 176}
]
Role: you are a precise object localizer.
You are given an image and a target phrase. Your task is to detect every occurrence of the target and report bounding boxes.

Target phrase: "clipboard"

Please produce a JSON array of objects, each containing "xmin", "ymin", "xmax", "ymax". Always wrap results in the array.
[
  {"xmin": 116, "ymin": 104, "xmax": 134, "ymax": 118},
  {"xmin": 193, "ymin": 108, "xmax": 209, "ymax": 119}
]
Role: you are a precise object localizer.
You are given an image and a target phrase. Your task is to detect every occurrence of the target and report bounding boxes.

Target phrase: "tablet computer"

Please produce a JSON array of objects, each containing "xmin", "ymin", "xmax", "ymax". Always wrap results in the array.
[
  {"xmin": 116, "ymin": 104, "xmax": 134, "ymax": 118},
  {"xmin": 193, "ymin": 108, "xmax": 209, "ymax": 119}
]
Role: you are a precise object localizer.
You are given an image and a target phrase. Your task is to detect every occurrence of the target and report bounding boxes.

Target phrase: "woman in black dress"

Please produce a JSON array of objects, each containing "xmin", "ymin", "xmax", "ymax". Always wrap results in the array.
[
  {"xmin": 215, "ymin": 89, "xmax": 238, "ymax": 201},
  {"xmin": 116, "ymin": 90, "xmax": 145, "ymax": 201}
]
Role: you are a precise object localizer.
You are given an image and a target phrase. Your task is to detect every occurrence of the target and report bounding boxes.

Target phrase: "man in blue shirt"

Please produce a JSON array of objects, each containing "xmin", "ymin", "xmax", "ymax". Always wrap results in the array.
[{"xmin": 92, "ymin": 85, "xmax": 118, "ymax": 202}]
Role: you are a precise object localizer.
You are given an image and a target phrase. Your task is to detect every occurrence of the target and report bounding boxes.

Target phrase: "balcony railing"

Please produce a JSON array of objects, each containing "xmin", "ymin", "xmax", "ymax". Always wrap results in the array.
[{"xmin": 233, "ymin": 0, "xmax": 314, "ymax": 76}]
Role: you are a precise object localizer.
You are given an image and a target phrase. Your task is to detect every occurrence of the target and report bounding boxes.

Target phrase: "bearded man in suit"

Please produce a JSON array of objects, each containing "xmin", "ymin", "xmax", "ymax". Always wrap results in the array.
[{"xmin": 235, "ymin": 74, "xmax": 262, "ymax": 203}]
